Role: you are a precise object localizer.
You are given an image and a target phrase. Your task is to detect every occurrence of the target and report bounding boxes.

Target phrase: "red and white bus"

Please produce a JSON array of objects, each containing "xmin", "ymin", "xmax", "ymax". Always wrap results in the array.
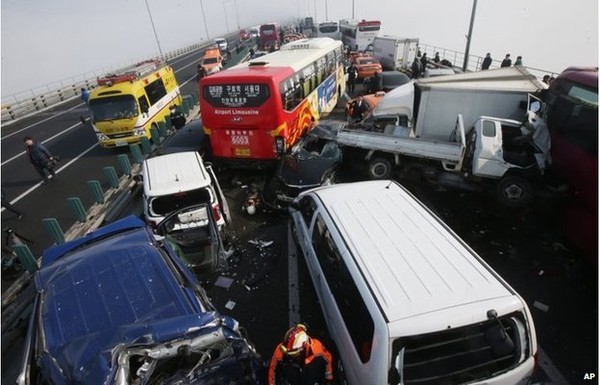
[
  {"xmin": 199, "ymin": 38, "xmax": 346, "ymax": 166},
  {"xmin": 544, "ymin": 67, "xmax": 598, "ymax": 260},
  {"xmin": 339, "ymin": 19, "xmax": 381, "ymax": 51}
]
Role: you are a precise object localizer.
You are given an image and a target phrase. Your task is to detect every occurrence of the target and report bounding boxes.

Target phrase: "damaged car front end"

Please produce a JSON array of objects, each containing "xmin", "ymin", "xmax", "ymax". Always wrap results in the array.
[
  {"xmin": 17, "ymin": 216, "xmax": 264, "ymax": 385},
  {"xmin": 261, "ymin": 124, "xmax": 342, "ymax": 210}
]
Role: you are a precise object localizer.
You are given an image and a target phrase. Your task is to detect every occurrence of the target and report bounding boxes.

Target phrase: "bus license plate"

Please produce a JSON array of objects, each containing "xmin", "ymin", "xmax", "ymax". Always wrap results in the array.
[
  {"xmin": 115, "ymin": 140, "xmax": 127, "ymax": 147},
  {"xmin": 235, "ymin": 147, "xmax": 251, "ymax": 156}
]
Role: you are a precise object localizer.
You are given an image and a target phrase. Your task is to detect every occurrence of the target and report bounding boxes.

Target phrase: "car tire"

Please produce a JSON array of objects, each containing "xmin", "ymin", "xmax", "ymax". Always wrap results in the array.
[
  {"xmin": 368, "ymin": 157, "xmax": 393, "ymax": 180},
  {"xmin": 496, "ymin": 175, "xmax": 533, "ymax": 208}
]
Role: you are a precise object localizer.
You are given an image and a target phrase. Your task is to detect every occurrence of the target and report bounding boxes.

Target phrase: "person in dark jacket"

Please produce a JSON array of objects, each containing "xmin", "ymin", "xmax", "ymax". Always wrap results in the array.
[
  {"xmin": 420, "ymin": 52, "xmax": 428, "ymax": 75},
  {"xmin": 368, "ymin": 71, "xmax": 383, "ymax": 93},
  {"xmin": 24, "ymin": 137, "xmax": 56, "ymax": 183},
  {"xmin": 347, "ymin": 63, "xmax": 358, "ymax": 94},
  {"xmin": 481, "ymin": 53, "xmax": 492, "ymax": 70},
  {"xmin": 350, "ymin": 95, "xmax": 369, "ymax": 122},
  {"xmin": 500, "ymin": 54, "xmax": 512, "ymax": 68},
  {"xmin": 411, "ymin": 57, "xmax": 422, "ymax": 79}
]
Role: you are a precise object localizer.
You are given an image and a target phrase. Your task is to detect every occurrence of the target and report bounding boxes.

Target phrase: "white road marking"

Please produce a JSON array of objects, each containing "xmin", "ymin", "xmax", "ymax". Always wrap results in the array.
[
  {"xmin": 1, "ymin": 142, "xmax": 99, "ymax": 210},
  {"xmin": 288, "ymin": 221, "xmax": 300, "ymax": 325},
  {"xmin": 536, "ymin": 347, "xmax": 570, "ymax": 385},
  {"xmin": 1, "ymin": 103, "xmax": 86, "ymax": 141}
]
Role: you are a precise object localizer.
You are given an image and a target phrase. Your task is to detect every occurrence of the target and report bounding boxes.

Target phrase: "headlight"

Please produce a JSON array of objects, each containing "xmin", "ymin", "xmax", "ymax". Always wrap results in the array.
[
  {"xmin": 133, "ymin": 127, "xmax": 146, "ymax": 136},
  {"xmin": 96, "ymin": 132, "xmax": 110, "ymax": 141}
]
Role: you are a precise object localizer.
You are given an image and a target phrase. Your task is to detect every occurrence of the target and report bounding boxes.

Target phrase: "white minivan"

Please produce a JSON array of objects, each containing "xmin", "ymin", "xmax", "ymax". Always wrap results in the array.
[
  {"xmin": 289, "ymin": 180, "xmax": 537, "ymax": 385},
  {"xmin": 142, "ymin": 151, "xmax": 229, "ymax": 228}
]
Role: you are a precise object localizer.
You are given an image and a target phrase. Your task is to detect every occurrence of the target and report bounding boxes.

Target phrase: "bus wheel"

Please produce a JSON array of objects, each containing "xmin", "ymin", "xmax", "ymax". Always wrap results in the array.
[
  {"xmin": 368, "ymin": 157, "xmax": 392, "ymax": 180},
  {"xmin": 496, "ymin": 175, "xmax": 533, "ymax": 208}
]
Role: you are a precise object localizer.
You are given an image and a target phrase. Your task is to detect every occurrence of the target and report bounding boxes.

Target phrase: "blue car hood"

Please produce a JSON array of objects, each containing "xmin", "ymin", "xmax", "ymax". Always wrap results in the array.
[{"xmin": 34, "ymin": 216, "xmax": 233, "ymax": 384}]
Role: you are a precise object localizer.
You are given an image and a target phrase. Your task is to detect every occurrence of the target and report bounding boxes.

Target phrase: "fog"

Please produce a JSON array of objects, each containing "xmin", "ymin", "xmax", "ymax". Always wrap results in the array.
[{"xmin": 1, "ymin": 0, "xmax": 597, "ymax": 98}]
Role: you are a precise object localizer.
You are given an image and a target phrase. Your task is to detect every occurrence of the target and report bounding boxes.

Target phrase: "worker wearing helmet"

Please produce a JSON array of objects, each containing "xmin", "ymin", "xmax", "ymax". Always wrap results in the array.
[{"xmin": 268, "ymin": 324, "xmax": 334, "ymax": 385}]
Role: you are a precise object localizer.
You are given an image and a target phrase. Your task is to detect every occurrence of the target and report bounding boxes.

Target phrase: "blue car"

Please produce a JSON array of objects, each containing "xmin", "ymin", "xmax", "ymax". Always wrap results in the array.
[{"xmin": 17, "ymin": 216, "xmax": 264, "ymax": 385}]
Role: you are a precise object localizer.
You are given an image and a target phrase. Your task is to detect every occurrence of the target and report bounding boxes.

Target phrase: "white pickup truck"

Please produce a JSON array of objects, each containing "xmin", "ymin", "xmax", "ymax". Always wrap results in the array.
[{"xmin": 320, "ymin": 110, "xmax": 549, "ymax": 207}]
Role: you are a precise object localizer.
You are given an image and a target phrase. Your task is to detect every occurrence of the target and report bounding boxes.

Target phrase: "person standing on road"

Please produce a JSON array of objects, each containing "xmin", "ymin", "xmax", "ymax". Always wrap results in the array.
[
  {"xmin": 350, "ymin": 95, "xmax": 369, "ymax": 122},
  {"xmin": 481, "ymin": 53, "xmax": 492, "ymax": 70},
  {"xmin": 411, "ymin": 57, "xmax": 422, "ymax": 79},
  {"xmin": 433, "ymin": 52, "xmax": 440, "ymax": 63},
  {"xmin": 501, "ymin": 54, "xmax": 512, "ymax": 68},
  {"xmin": 420, "ymin": 52, "xmax": 428, "ymax": 74},
  {"xmin": 24, "ymin": 137, "xmax": 57, "ymax": 184},
  {"xmin": 80, "ymin": 88, "xmax": 90, "ymax": 104},
  {"xmin": 347, "ymin": 63, "xmax": 358, "ymax": 95},
  {"xmin": 268, "ymin": 324, "xmax": 334, "ymax": 385}
]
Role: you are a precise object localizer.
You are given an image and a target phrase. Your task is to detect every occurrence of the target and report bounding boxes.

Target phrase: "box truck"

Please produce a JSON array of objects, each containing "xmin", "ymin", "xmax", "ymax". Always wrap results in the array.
[{"xmin": 368, "ymin": 35, "xmax": 420, "ymax": 71}]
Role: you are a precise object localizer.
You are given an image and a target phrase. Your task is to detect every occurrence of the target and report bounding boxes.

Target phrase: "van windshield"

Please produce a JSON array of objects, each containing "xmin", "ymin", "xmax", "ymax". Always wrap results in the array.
[
  {"xmin": 150, "ymin": 188, "xmax": 213, "ymax": 216},
  {"xmin": 89, "ymin": 95, "xmax": 138, "ymax": 121},
  {"xmin": 203, "ymin": 57, "xmax": 219, "ymax": 64}
]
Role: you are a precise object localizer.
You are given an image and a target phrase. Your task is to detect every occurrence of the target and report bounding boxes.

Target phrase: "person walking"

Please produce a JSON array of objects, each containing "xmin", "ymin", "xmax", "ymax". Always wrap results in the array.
[
  {"xmin": 347, "ymin": 63, "xmax": 357, "ymax": 94},
  {"xmin": 481, "ymin": 53, "xmax": 492, "ymax": 70},
  {"xmin": 268, "ymin": 324, "xmax": 334, "ymax": 385},
  {"xmin": 500, "ymin": 54, "xmax": 512, "ymax": 68},
  {"xmin": 1, "ymin": 190, "xmax": 23, "ymax": 219},
  {"xmin": 80, "ymin": 87, "xmax": 90, "ymax": 104},
  {"xmin": 514, "ymin": 56, "xmax": 523, "ymax": 66},
  {"xmin": 24, "ymin": 137, "xmax": 57, "ymax": 183}
]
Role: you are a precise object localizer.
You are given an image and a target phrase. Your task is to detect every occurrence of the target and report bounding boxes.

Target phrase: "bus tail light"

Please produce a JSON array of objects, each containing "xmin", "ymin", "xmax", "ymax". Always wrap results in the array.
[{"xmin": 275, "ymin": 136, "xmax": 285, "ymax": 154}]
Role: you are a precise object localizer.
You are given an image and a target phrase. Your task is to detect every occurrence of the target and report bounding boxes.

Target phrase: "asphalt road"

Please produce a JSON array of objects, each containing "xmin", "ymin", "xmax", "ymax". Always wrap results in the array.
[{"xmin": 1, "ymin": 38, "xmax": 597, "ymax": 385}]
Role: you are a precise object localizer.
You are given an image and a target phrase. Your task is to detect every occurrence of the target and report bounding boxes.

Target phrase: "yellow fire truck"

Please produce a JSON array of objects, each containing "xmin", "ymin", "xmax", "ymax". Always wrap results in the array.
[{"xmin": 88, "ymin": 60, "xmax": 182, "ymax": 148}]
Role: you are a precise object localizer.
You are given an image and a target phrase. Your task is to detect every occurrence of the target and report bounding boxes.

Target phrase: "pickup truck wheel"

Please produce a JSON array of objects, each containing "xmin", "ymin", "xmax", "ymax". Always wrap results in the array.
[
  {"xmin": 497, "ymin": 175, "xmax": 533, "ymax": 208},
  {"xmin": 368, "ymin": 157, "xmax": 392, "ymax": 180}
]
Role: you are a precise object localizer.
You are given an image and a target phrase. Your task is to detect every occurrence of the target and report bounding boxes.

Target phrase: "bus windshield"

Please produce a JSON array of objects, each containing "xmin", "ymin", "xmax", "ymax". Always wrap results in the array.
[
  {"xmin": 89, "ymin": 95, "xmax": 138, "ymax": 121},
  {"xmin": 358, "ymin": 24, "xmax": 380, "ymax": 32}
]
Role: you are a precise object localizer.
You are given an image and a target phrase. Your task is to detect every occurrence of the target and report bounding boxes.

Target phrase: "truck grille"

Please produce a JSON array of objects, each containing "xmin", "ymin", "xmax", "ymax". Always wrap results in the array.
[
  {"xmin": 107, "ymin": 132, "xmax": 134, "ymax": 139},
  {"xmin": 396, "ymin": 312, "xmax": 529, "ymax": 384}
]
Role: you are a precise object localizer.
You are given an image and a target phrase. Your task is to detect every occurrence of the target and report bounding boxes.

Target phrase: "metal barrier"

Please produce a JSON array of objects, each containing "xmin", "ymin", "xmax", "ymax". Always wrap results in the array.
[
  {"xmin": 0, "ymin": 31, "xmax": 238, "ymax": 125},
  {"xmin": 418, "ymin": 43, "xmax": 558, "ymax": 80}
]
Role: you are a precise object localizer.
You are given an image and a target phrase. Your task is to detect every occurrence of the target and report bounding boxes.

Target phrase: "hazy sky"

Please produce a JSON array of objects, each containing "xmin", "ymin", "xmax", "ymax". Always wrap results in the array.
[{"xmin": 1, "ymin": 0, "xmax": 597, "ymax": 98}]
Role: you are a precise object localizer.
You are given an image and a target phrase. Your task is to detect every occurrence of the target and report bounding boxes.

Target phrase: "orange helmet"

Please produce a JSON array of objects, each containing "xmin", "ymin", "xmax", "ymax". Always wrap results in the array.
[{"xmin": 279, "ymin": 324, "xmax": 310, "ymax": 357}]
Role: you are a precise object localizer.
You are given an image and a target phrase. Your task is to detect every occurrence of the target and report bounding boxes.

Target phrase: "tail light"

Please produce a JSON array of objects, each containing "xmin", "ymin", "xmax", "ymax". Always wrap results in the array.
[{"xmin": 213, "ymin": 204, "xmax": 222, "ymax": 221}]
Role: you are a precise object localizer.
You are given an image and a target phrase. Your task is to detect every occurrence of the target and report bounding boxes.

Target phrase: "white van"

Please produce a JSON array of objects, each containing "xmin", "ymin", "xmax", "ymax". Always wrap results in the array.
[
  {"xmin": 289, "ymin": 180, "xmax": 537, "ymax": 385},
  {"xmin": 142, "ymin": 151, "xmax": 228, "ymax": 228}
]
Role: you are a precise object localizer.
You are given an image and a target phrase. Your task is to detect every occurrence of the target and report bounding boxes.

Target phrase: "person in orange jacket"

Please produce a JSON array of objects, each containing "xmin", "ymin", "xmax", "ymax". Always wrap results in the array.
[{"xmin": 268, "ymin": 324, "xmax": 334, "ymax": 385}]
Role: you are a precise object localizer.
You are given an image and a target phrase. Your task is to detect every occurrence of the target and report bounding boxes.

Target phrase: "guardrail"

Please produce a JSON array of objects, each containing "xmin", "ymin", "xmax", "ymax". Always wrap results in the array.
[
  {"xmin": 418, "ymin": 42, "xmax": 559, "ymax": 80},
  {"xmin": 1, "ymin": 99, "xmax": 201, "ymax": 355},
  {"xmin": 0, "ymin": 31, "xmax": 239, "ymax": 126}
]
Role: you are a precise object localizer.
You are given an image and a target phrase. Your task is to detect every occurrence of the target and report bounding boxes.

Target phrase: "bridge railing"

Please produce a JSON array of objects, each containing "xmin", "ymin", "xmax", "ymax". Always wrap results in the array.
[
  {"xmin": 0, "ymin": 40, "xmax": 210, "ymax": 125},
  {"xmin": 418, "ymin": 43, "xmax": 559, "ymax": 80}
]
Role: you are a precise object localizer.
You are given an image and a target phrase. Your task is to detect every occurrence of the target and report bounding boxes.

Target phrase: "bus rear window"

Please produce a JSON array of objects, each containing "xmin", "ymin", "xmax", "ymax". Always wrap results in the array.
[
  {"xmin": 358, "ymin": 24, "xmax": 380, "ymax": 32},
  {"xmin": 203, "ymin": 84, "xmax": 270, "ymax": 108}
]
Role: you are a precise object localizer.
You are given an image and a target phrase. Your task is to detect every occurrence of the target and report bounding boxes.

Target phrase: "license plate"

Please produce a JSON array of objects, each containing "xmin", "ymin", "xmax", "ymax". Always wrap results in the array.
[
  {"xmin": 115, "ymin": 140, "xmax": 127, "ymax": 147},
  {"xmin": 235, "ymin": 147, "xmax": 251, "ymax": 156}
]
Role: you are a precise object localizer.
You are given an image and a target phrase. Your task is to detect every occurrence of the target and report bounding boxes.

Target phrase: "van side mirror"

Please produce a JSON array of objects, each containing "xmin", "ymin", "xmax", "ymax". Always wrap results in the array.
[{"xmin": 133, "ymin": 174, "xmax": 143, "ymax": 183}]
